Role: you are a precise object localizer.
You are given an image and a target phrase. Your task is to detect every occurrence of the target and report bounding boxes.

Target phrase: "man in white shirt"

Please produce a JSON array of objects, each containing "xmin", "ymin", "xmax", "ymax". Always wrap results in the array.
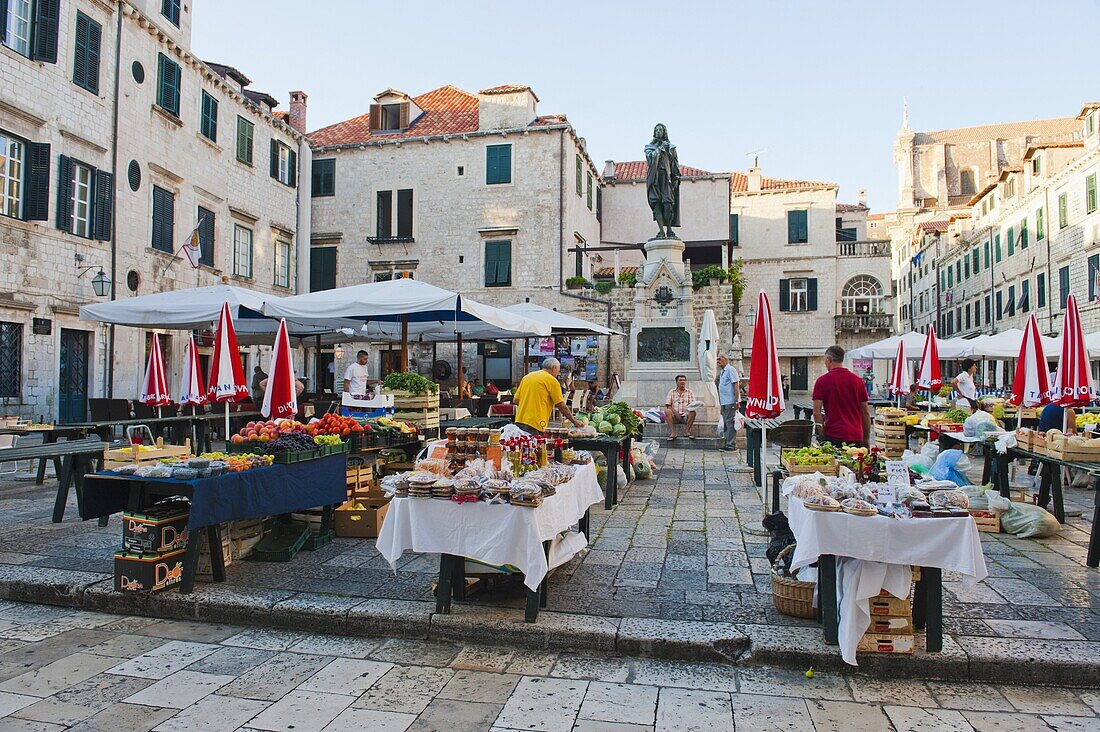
[
  {"xmin": 343, "ymin": 350, "xmax": 375, "ymax": 396},
  {"xmin": 952, "ymin": 358, "xmax": 979, "ymax": 411},
  {"xmin": 717, "ymin": 354, "xmax": 741, "ymax": 452}
]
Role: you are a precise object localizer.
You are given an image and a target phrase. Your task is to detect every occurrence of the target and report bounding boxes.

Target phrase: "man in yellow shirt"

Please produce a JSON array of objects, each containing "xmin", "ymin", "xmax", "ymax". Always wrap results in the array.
[{"xmin": 514, "ymin": 357, "xmax": 583, "ymax": 434}]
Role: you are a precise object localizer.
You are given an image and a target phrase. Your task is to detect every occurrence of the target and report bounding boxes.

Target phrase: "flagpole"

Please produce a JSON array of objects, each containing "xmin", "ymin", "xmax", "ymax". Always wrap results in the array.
[{"xmin": 159, "ymin": 216, "xmax": 206, "ymax": 276}]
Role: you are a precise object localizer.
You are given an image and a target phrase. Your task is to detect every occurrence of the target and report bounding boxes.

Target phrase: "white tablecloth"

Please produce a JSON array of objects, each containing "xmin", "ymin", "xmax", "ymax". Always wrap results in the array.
[
  {"xmin": 787, "ymin": 496, "xmax": 987, "ymax": 665},
  {"xmin": 439, "ymin": 408, "xmax": 472, "ymax": 421},
  {"xmin": 375, "ymin": 462, "xmax": 603, "ymax": 591}
]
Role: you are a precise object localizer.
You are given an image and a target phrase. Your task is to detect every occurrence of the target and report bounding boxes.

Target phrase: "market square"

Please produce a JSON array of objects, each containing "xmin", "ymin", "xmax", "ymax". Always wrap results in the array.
[{"xmin": 2, "ymin": 0, "xmax": 1100, "ymax": 729}]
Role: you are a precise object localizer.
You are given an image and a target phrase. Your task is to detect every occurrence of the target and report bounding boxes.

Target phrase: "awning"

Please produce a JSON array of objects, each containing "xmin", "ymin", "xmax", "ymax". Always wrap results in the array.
[{"xmin": 502, "ymin": 302, "xmax": 622, "ymax": 336}]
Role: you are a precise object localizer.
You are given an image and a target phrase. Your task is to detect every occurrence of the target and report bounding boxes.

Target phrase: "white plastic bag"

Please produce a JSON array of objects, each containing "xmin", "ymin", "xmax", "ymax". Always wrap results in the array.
[
  {"xmin": 716, "ymin": 413, "xmax": 725, "ymax": 436},
  {"xmin": 920, "ymin": 441, "xmax": 940, "ymax": 461},
  {"xmin": 734, "ymin": 411, "xmax": 745, "ymax": 431},
  {"xmin": 963, "ymin": 410, "xmax": 997, "ymax": 438},
  {"xmin": 500, "ymin": 424, "xmax": 526, "ymax": 440}
]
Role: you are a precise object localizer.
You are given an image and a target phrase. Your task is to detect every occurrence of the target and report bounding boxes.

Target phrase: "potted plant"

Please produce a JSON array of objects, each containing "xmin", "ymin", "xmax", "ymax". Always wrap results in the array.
[
  {"xmin": 727, "ymin": 258, "xmax": 746, "ymax": 305},
  {"xmin": 566, "ymin": 275, "xmax": 588, "ymax": 290},
  {"xmin": 617, "ymin": 271, "xmax": 637, "ymax": 287},
  {"xmin": 692, "ymin": 265, "xmax": 727, "ymax": 289},
  {"xmin": 594, "ymin": 281, "xmax": 614, "ymax": 295}
]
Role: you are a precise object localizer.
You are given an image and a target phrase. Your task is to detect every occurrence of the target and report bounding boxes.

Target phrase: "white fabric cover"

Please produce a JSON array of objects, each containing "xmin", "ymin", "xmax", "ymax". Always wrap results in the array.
[
  {"xmin": 787, "ymin": 496, "xmax": 987, "ymax": 665},
  {"xmin": 262, "ymin": 278, "xmax": 551, "ymax": 342},
  {"xmin": 376, "ymin": 462, "xmax": 603, "ymax": 590},
  {"xmin": 502, "ymin": 303, "xmax": 622, "ymax": 336},
  {"xmin": 848, "ymin": 332, "xmax": 974, "ymax": 360}
]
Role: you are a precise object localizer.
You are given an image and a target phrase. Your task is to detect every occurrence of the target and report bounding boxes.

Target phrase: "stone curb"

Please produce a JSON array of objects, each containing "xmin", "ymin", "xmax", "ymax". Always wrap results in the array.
[{"xmin": 1, "ymin": 567, "xmax": 1097, "ymax": 687}]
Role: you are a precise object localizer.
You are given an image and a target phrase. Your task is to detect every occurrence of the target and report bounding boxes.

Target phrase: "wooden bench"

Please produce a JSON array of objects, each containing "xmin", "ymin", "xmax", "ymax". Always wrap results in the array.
[{"xmin": 1, "ymin": 438, "xmax": 106, "ymax": 523}]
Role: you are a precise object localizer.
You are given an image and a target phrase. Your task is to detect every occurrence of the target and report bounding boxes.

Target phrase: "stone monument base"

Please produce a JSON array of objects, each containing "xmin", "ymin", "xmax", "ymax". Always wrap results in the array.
[{"xmin": 615, "ymin": 366, "xmax": 720, "ymax": 425}]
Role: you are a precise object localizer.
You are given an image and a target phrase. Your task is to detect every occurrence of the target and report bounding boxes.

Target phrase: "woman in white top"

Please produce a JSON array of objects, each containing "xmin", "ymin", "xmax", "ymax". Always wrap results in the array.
[{"xmin": 952, "ymin": 358, "xmax": 979, "ymax": 410}]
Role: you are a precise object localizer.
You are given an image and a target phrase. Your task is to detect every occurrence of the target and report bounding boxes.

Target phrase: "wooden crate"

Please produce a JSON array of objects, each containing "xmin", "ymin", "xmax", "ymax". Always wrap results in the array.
[
  {"xmin": 389, "ymin": 389, "xmax": 440, "ymax": 410},
  {"xmin": 392, "ymin": 409, "xmax": 440, "ymax": 430},
  {"xmin": 104, "ymin": 439, "xmax": 191, "ymax": 469},
  {"xmin": 970, "ymin": 510, "xmax": 1000, "ymax": 533},
  {"xmin": 780, "ymin": 452, "xmax": 837, "ymax": 476},
  {"xmin": 334, "ymin": 498, "xmax": 389, "ymax": 538},
  {"xmin": 1046, "ymin": 445, "xmax": 1100, "ymax": 462}
]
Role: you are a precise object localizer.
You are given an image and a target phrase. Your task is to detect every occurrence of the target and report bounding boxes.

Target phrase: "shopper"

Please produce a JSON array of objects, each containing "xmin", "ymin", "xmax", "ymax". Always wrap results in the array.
[
  {"xmin": 251, "ymin": 365, "xmax": 267, "ymax": 404},
  {"xmin": 664, "ymin": 374, "xmax": 697, "ymax": 440},
  {"xmin": 513, "ymin": 357, "xmax": 583, "ymax": 434},
  {"xmin": 812, "ymin": 345, "xmax": 870, "ymax": 447},
  {"xmin": 717, "ymin": 353, "xmax": 741, "ymax": 452}
]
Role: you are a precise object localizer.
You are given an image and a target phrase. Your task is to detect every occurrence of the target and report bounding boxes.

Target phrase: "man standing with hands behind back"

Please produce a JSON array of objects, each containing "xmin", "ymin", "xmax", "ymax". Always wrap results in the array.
[
  {"xmin": 812, "ymin": 345, "xmax": 870, "ymax": 447},
  {"xmin": 717, "ymin": 353, "xmax": 741, "ymax": 452}
]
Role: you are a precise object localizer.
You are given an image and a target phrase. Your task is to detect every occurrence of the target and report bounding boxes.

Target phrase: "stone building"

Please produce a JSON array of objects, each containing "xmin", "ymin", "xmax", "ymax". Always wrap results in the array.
[
  {"xmin": 935, "ymin": 104, "xmax": 1100, "ymax": 372},
  {"xmin": 886, "ymin": 110, "xmax": 1081, "ymax": 333},
  {"xmin": 0, "ymin": 0, "xmax": 308, "ymax": 421},
  {"xmin": 307, "ymin": 84, "xmax": 602, "ymax": 388}
]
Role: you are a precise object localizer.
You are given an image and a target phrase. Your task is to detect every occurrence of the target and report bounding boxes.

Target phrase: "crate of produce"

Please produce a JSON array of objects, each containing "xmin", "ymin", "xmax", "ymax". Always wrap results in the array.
[
  {"xmin": 970, "ymin": 510, "xmax": 1000, "ymax": 533},
  {"xmin": 857, "ymin": 633, "xmax": 915, "ymax": 654},
  {"xmin": 780, "ymin": 449, "xmax": 838, "ymax": 476},
  {"xmin": 122, "ymin": 500, "xmax": 190, "ymax": 553},
  {"xmin": 873, "ymin": 419, "xmax": 907, "ymax": 437},
  {"xmin": 334, "ymin": 498, "xmax": 390, "ymax": 538},
  {"xmin": 868, "ymin": 595, "xmax": 912, "ymax": 617},
  {"xmin": 104, "ymin": 438, "xmax": 191, "ymax": 469},
  {"xmin": 226, "ymin": 442, "xmax": 265, "ymax": 454},
  {"xmin": 115, "ymin": 548, "xmax": 186, "ymax": 593}
]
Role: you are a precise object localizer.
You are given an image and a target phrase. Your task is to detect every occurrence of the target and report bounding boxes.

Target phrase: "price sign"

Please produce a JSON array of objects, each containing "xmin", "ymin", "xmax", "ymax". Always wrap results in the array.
[{"xmin": 883, "ymin": 460, "xmax": 911, "ymax": 502}]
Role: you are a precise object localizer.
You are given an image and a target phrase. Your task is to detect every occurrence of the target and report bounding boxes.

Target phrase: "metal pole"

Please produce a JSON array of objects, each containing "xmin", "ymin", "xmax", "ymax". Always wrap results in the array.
[
  {"xmin": 456, "ymin": 333, "xmax": 464, "ymax": 396},
  {"xmin": 400, "ymin": 316, "xmax": 409, "ymax": 372},
  {"xmin": 315, "ymin": 334, "xmax": 322, "ymax": 395}
]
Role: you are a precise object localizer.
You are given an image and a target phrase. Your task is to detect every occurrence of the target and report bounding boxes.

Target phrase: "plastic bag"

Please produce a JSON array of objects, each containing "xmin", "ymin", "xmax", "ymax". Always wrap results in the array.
[
  {"xmin": 920, "ymin": 441, "xmax": 940, "ymax": 461},
  {"xmin": 716, "ymin": 413, "xmax": 725, "ymax": 436},
  {"xmin": 734, "ymin": 411, "xmax": 745, "ymax": 431},
  {"xmin": 500, "ymin": 424, "xmax": 526, "ymax": 440},
  {"xmin": 929, "ymin": 449, "xmax": 969, "ymax": 487},
  {"xmin": 999, "ymin": 502, "xmax": 1060, "ymax": 538},
  {"xmin": 902, "ymin": 449, "xmax": 933, "ymax": 471},
  {"xmin": 616, "ymin": 464, "xmax": 628, "ymax": 488},
  {"xmin": 984, "ymin": 488, "xmax": 1011, "ymax": 513},
  {"xmin": 963, "ymin": 410, "xmax": 998, "ymax": 438},
  {"xmin": 958, "ymin": 485, "xmax": 988, "ymax": 510}
]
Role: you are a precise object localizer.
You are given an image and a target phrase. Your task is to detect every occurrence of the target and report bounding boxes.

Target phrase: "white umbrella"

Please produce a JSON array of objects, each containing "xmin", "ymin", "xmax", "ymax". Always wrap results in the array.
[
  {"xmin": 697, "ymin": 309, "xmax": 720, "ymax": 412},
  {"xmin": 848, "ymin": 332, "xmax": 974, "ymax": 360},
  {"xmin": 967, "ymin": 328, "xmax": 1060, "ymax": 359}
]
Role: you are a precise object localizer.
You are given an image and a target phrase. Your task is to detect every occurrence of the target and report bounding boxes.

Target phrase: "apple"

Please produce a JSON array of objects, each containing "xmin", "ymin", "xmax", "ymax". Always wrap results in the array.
[{"xmin": 231, "ymin": 434, "xmax": 244, "ymax": 444}]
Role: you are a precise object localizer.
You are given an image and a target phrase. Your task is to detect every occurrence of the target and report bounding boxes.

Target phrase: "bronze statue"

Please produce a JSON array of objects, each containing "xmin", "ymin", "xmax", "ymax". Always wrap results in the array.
[{"xmin": 645, "ymin": 123, "xmax": 681, "ymax": 238}]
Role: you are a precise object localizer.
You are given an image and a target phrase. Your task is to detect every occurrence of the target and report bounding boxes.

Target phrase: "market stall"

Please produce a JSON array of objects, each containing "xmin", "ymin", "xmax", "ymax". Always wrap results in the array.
[{"xmin": 781, "ymin": 473, "xmax": 987, "ymax": 664}]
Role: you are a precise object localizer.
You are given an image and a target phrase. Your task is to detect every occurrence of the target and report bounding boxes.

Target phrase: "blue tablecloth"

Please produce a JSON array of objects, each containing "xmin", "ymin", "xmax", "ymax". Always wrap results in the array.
[{"xmin": 81, "ymin": 455, "xmax": 347, "ymax": 529}]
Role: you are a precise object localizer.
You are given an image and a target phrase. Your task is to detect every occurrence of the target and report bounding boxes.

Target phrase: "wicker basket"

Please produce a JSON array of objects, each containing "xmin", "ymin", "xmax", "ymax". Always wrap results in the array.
[{"xmin": 771, "ymin": 544, "xmax": 816, "ymax": 619}]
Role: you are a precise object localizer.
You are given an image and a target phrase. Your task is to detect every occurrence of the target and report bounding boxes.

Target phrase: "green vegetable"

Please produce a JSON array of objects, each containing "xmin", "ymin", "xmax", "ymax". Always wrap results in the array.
[
  {"xmin": 943, "ymin": 408, "xmax": 971, "ymax": 423},
  {"xmin": 382, "ymin": 372, "xmax": 439, "ymax": 395}
]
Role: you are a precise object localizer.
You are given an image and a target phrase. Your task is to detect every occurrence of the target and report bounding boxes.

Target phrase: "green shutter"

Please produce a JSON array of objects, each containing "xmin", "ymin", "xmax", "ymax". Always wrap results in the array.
[
  {"xmin": 197, "ymin": 207, "xmax": 214, "ymax": 266},
  {"xmin": 270, "ymin": 140, "xmax": 279, "ymax": 179},
  {"xmin": 236, "ymin": 117, "xmax": 253, "ymax": 165},
  {"xmin": 55, "ymin": 155, "xmax": 73, "ymax": 231},
  {"xmin": 807, "ymin": 278, "xmax": 818, "ymax": 311},
  {"xmin": 1020, "ymin": 219, "xmax": 1028, "ymax": 249},
  {"xmin": 484, "ymin": 241, "xmax": 511, "ymax": 285},
  {"xmin": 1058, "ymin": 193, "xmax": 1068, "ymax": 228},
  {"xmin": 91, "ymin": 170, "xmax": 113, "ymax": 241},
  {"xmin": 486, "ymin": 144, "xmax": 511, "ymax": 184},
  {"xmin": 288, "ymin": 149, "xmax": 297, "ymax": 188},
  {"xmin": 1037, "ymin": 273, "xmax": 1046, "ymax": 308},
  {"xmin": 729, "ymin": 214, "xmax": 739, "ymax": 245},
  {"xmin": 23, "ymin": 142, "xmax": 50, "ymax": 222},
  {"xmin": 778, "ymin": 279, "xmax": 790, "ymax": 311},
  {"xmin": 200, "ymin": 92, "xmax": 218, "ymax": 142},
  {"xmin": 1036, "ymin": 208, "xmax": 1044, "ymax": 240},
  {"xmin": 32, "ymin": 0, "xmax": 59, "ymax": 63},
  {"xmin": 1007, "ymin": 226, "xmax": 1014, "ymax": 256},
  {"xmin": 73, "ymin": 12, "xmax": 100, "ymax": 94},
  {"xmin": 575, "ymin": 155, "xmax": 582, "ymax": 194},
  {"xmin": 1087, "ymin": 174, "xmax": 1097, "ymax": 214},
  {"xmin": 1090, "ymin": 254, "xmax": 1100, "ymax": 301},
  {"xmin": 1059, "ymin": 266, "xmax": 1070, "ymax": 308},
  {"xmin": 157, "ymin": 54, "xmax": 180, "ymax": 116},
  {"xmin": 311, "ymin": 159, "xmax": 334, "ymax": 197},
  {"xmin": 995, "ymin": 234, "xmax": 1001, "ymax": 263}
]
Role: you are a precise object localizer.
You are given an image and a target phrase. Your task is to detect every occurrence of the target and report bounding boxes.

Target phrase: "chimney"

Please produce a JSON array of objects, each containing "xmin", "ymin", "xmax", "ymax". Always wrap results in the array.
[
  {"xmin": 858, "ymin": 188, "xmax": 868, "ymax": 207},
  {"xmin": 289, "ymin": 91, "xmax": 308, "ymax": 133},
  {"xmin": 603, "ymin": 160, "xmax": 616, "ymax": 179},
  {"xmin": 747, "ymin": 166, "xmax": 762, "ymax": 192}
]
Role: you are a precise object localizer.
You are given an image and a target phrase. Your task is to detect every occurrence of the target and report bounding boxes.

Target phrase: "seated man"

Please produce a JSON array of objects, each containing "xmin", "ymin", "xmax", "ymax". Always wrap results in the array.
[{"xmin": 664, "ymin": 374, "xmax": 697, "ymax": 440}]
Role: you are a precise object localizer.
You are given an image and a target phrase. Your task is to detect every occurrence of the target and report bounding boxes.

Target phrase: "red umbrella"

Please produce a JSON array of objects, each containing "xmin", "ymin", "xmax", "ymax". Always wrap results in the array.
[
  {"xmin": 888, "ymin": 338, "xmax": 911, "ymax": 399},
  {"xmin": 745, "ymin": 290, "xmax": 784, "ymax": 418},
  {"xmin": 915, "ymin": 326, "xmax": 942, "ymax": 410},
  {"xmin": 208, "ymin": 302, "xmax": 249, "ymax": 438},
  {"xmin": 179, "ymin": 334, "xmax": 207, "ymax": 410},
  {"xmin": 1053, "ymin": 295, "xmax": 1093, "ymax": 409},
  {"xmin": 140, "ymin": 334, "xmax": 171, "ymax": 408},
  {"xmin": 261, "ymin": 319, "xmax": 298, "ymax": 420},
  {"xmin": 1009, "ymin": 314, "xmax": 1051, "ymax": 412}
]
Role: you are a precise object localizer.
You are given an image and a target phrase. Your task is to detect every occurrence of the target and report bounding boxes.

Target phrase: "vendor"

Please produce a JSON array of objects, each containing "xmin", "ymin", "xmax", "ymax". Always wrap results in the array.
[
  {"xmin": 952, "ymin": 358, "xmax": 979, "ymax": 411},
  {"xmin": 903, "ymin": 391, "xmax": 922, "ymax": 412},
  {"xmin": 1038, "ymin": 402, "xmax": 1077, "ymax": 435},
  {"xmin": 343, "ymin": 351, "xmax": 377, "ymax": 397},
  {"xmin": 514, "ymin": 357, "xmax": 583, "ymax": 435}
]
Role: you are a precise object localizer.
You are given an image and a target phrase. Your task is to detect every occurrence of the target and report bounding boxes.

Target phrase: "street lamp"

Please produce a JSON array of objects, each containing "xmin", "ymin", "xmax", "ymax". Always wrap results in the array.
[
  {"xmin": 90, "ymin": 268, "xmax": 112, "ymax": 297},
  {"xmin": 745, "ymin": 306, "xmax": 757, "ymax": 329}
]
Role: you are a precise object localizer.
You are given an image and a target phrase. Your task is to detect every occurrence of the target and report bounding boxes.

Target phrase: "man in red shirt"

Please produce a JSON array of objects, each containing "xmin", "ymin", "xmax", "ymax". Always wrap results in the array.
[{"xmin": 811, "ymin": 345, "xmax": 870, "ymax": 447}]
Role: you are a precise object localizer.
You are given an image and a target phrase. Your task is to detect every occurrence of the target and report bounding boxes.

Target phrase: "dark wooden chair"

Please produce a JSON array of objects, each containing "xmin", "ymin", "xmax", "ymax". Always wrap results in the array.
[
  {"xmin": 88, "ymin": 399, "xmax": 111, "ymax": 422},
  {"xmin": 475, "ymin": 395, "xmax": 498, "ymax": 418},
  {"xmin": 767, "ymin": 419, "xmax": 814, "ymax": 450},
  {"xmin": 132, "ymin": 402, "xmax": 155, "ymax": 420},
  {"xmin": 106, "ymin": 399, "xmax": 132, "ymax": 421}
]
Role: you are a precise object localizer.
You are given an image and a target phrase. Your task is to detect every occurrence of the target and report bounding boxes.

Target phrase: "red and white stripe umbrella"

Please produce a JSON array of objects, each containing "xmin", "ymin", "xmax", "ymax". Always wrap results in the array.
[
  {"xmin": 1009, "ymin": 313, "xmax": 1051, "ymax": 416},
  {"xmin": 208, "ymin": 302, "xmax": 249, "ymax": 438},
  {"xmin": 261, "ymin": 319, "xmax": 298, "ymax": 420},
  {"xmin": 745, "ymin": 290, "xmax": 784, "ymax": 418},
  {"xmin": 915, "ymin": 326, "xmax": 942, "ymax": 410},
  {"xmin": 140, "ymin": 334, "xmax": 171, "ymax": 409},
  {"xmin": 888, "ymin": 338, "xmax": 911, "ymax": 400},
  {"xmin": 179, "ymin": 334, "xmax": 207, "ymax": 411},
  {"xmin": 1053, "ymin": 295, "xmax": 1093, "ymax": 410}
]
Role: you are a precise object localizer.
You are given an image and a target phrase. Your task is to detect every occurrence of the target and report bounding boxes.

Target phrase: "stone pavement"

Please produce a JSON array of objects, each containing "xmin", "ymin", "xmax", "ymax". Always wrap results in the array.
[
  {"xmin": 0, "ymin": 444, "xmax": 1097, "ymax": 684},
  {"xmin": 0, "ymin": 600, "xmax": 1094, "ymax": 731}
]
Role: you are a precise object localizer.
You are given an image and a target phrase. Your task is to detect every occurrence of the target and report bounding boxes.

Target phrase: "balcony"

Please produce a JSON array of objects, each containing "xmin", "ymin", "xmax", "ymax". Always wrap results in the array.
[
  {"xmin": 835, "ymin": 313, "xmax": 894, "ymax": 333},
  {"xmin": 837, "ymin": 239, "xmax": 891, "ymax": 257}
]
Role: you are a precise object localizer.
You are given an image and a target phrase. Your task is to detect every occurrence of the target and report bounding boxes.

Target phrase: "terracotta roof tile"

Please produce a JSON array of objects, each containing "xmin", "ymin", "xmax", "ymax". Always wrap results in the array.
[
  {"xmin": 915, "ymin": 118, "xmax": 1079, "ymax": 145},
  {"xmin": 608, "ymin": 161, "xmax": 713, "ymax": 181},
  {"xmin": 479, "ymin": 84, "xmax": 539, "ymax": 102},
  {"xmin": 730, "ymin": 171, "xmax": 834, "ymax": 192},
  {"xmin": 918, "ymin": 220, "xmax": 949, "ymax": 233},
  {"xmin": 594, "ymin": 266, "xmax": 639, "ymax": 278},
  {"xmin": 836, "ymin": 203, "xmax": 868, "ymax": 213}
]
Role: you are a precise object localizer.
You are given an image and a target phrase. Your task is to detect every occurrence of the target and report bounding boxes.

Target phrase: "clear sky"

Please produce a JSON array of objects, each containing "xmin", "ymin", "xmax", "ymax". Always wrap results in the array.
[{"xmin": 193, "ymin": 0, "xmax": 1096, "ymax": 212}]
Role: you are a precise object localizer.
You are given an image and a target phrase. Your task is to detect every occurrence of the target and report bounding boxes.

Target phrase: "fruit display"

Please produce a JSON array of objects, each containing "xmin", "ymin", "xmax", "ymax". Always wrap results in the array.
[
  {"xmin": 230, "ymin": 419, "xmax": 308, "ymax": 444},
  {"xmin": 369, "ymin": 416, "xmax": 418, "ymax": 435},
  {"xmin": 381, "ymin": 371, "xmax": 439, "ymax": 395},
  {"xmin": 1076, "ymin": 412, "xmax": 1100, "ymax": 428},
  {"xmin": 576, "ymin": 402, "xmax": 643, "ymax": 438},
  {"xmin": 225, "ymin": 454, "xmax": 274, "ymax": 472},
  {"xmin": 784, "ymin": 445, "xmax": 838, "ymax": 466},
  {"xmin": 265, "ymin": 433, "xmax": 318, "ymax": 454},
  {"xmin": 304, "ymin": 413, "xmax": 368, "ymax": 437},
  {"xmin": 313, "ymin": 434, "xmax": 343, "ymax": 446}
]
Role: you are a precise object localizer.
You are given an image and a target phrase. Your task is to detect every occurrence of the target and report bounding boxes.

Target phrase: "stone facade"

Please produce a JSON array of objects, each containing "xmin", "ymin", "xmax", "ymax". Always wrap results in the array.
[{"xmin": 0, "ymin": 0, "xmax": 307, "ymax": 420}]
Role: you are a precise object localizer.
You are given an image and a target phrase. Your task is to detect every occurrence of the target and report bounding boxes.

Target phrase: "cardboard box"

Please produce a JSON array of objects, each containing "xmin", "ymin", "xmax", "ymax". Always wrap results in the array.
[
  {"xmin": 857, "ymin": 633, "xmax": 915, "ymax": 653},
  {"xmin": 114, "ymin": 548, "xmax": 186, "ymax": 593},
  {"xmin": 335, "ymin": 498, "xmax": 389, "ymax": 538},
  {"xmin": 196, "ymin": 528, "xmax": 232, "ymax": 578},
  {"xmin": 868, "ymin": 595, "xmax": 912, "ymax": 616},
  {"xmin": 122, "ymin": 501, "xmax": 190, "ymax": 553},
  {"xmin": 868, "ymin": 616, "xmax": 914, "ymax": 635}
]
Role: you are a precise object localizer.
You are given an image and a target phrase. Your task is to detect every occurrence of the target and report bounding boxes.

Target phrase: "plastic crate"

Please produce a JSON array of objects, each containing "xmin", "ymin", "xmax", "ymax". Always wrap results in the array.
[
  {"xmin": 273, "ymin": 448, "xmax": 323, "ymax": 464},
  {"xmin": 248, "ymin": 522, "xmax": 310, "ymax": 562},
  {"xmin": 302, "ymin": 528, "xmax": 334, "ymax": 550},
  {"xmin": 226, "ymin": 442, "xmax": 265, "ymax": 454}
]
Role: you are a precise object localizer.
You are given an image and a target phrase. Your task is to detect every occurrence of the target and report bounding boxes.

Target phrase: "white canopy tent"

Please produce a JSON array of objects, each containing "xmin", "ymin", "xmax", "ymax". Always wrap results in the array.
[
  {"xmin": 847, "ymin": 332, "xmax": 975, "ymax": 360},
  {"xmin": 502, "ymin": 303, "xmax": 622, "ymax": 336},
  {"xmin": 965, "ymin": 328, "xmax": 1061, "ymax": 359}
]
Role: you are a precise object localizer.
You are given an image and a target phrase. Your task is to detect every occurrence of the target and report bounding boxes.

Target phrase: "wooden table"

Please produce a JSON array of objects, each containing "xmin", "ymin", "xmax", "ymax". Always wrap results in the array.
[
  {"xmin": 0, "ymin": 425, "xmax": 93, "ymax": 485},
  {"xmin": 791, "ymin": 401, "xmax": 813, "ymax": 420},
  {"xmin": 991, "ymin": 445, "xmax": 1100, "ymax": 527},
  {"xmin": 69, "ymin": 412, "xmax": 263, "ymax": 455},
  {"xmin": 0, "ymin": 437, "xmax": 105, "ymax": 522},
  {"xmin": 570, "ymin": 435, "xmax": 632, "ymax": 509}
]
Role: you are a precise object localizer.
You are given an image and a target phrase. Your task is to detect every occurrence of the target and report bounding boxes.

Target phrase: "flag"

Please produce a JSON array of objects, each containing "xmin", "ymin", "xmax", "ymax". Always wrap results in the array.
[{"xmin": 182, "ymin": 226, "xmax": 202, "ymax": 269}]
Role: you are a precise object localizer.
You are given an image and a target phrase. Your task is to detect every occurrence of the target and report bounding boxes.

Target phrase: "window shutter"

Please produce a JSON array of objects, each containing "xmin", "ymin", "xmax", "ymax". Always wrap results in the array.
[
  {"xmin": 73, "ymin": 13, "xmax": 87, "ymax": 88},
  {"xmin": 778, "ymin": 279, "xmax": 790, "ymax": 312},
  {"xmin": 55, "ymin": 155, "xmax": 73, "ymax": 231},
  {"xmin": 1060, "ymin": 267, "xmax": 1070, "ymax": 309},
  {"xmin": 197, "ymin": 207, "xmax": 214, "ymax": 266},
  {"xmin": 398, "ymin": 103, "xmax": 409, "ymax": 130},
  {"xmin": 269, "ymin": 140, "xmax": 278, "ymax": 179},
  {"xmin": 288, "ymin": 148, "xmax": 297, "ymax": 187},
  {"xmin": 1090, "ymin": 254, "xmax": 1100, "ymax": 301},
  {"xmin": 807, "ymin": 278, "xmax": 818, "ymax": 311},
  {"xmin": 484, "ymin": 243, "xmax": 496, "ymax": 285},
  {"xmin": 32, "ymin": 0, "xmax": 60, "ymax": 63},
  {"xmin": 500, "ymin": 242, "xmax": 511, "ymax": 285},
  {"xmin": 486, "ymin": 146, "xmax": 498, "ymax": 183},
  {"xmin": 0, "ymin": 0, "xmax": 7, "ymax": 42},
  {"xmin": 368, "ymin": 104, "xmax": 381, "ymax": 131},
  {"xmin": 23, "ymin": 142, "xmax": 50, "ymax": 221},
  {"xmin": 92, "ymin": 170, "xmax": 113, "ymax": 241},
  {"xmin": 396, "ymin": 189, "xmax": 413, "ymax": 238}
]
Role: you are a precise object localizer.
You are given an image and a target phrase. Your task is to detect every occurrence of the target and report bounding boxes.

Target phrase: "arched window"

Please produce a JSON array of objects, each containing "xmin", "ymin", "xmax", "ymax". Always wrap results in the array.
[
  {"xmin": 960, "ymin": 169, "xmax": 975, "ymax": 196},
  {"xmin": 842, "ymin": 275, "xmax": 883, "ymax": 314}
]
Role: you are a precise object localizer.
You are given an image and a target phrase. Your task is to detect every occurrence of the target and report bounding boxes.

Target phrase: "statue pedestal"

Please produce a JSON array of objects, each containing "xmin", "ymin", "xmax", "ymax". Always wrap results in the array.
[{"xmin": 614, "ymin": 235, "xmax": 719, "ymax": 423}]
